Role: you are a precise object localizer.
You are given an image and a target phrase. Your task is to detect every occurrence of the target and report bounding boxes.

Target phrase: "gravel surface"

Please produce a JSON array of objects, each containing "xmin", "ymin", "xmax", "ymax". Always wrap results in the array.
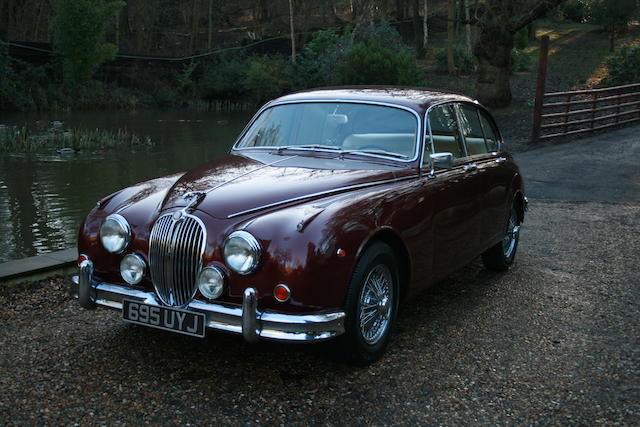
[{"xmin": 1, "ymin": 127, "xmax": 638, "ymax": 425}]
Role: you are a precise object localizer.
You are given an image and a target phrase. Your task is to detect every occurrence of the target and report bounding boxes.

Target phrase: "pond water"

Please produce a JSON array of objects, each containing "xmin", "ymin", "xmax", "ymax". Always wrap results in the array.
[{"xmin": 0, "ymin": 109, "xmax": 253, "ymax": 263}]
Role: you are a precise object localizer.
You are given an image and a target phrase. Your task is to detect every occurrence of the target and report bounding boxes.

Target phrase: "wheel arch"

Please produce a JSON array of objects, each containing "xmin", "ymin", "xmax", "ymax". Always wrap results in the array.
[{"xmin": 358, "ymin": 228, "xmax": 411, "ymax": 302}]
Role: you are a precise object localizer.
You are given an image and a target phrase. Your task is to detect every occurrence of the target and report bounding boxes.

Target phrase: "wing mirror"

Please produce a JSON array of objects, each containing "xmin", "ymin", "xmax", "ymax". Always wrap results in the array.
[
  {"xmin": 430, "ymin": 152, "xmax": 454, "ymax": 169},
  {"xmin": 428, "ymin": 152, "xmax": 454, "ymax": 177}
]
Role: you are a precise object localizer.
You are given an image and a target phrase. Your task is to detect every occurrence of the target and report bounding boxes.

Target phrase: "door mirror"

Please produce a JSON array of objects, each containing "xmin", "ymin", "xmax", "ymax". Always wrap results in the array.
[{"xmin": 430, "ymin": 152, "xmax": 454, "ymax": 169}]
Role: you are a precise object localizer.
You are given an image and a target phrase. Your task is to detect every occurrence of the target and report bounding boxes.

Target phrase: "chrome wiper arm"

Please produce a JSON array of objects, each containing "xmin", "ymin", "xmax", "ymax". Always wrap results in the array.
[
  {"xmin": 276, "ymin": 144, "xmax": 341, "ymax": 153},
  {"xmin": 339, "ymin": 149, "xmax": 409, "ymax": 159}
]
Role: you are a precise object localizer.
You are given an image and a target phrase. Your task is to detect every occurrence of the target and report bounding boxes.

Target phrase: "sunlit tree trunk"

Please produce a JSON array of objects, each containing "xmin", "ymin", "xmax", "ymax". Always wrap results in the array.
[
  {"xmin": 288, "ymin": 0, "xmax": 296, "ymax": 63},
  {"xmin": 447, "ymin": 0, "xmax": 456, "ymax": 74},
  {"xmin": 423, "ymin": 0, "xmax": 428, "ymax": 50},
  {"xmin": 464, "ymin": 0, "xmax": 471, "ymax": 55}
]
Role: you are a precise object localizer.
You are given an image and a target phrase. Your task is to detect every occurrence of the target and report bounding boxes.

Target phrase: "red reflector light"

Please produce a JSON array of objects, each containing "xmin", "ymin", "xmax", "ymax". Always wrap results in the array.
[
  {"xmin": 77, "ymin": 254, "xmax": 89, "ymax": 266},
  {"xmin": 273, "ymin": 284, "xmax": 291, "ymax": 302}
]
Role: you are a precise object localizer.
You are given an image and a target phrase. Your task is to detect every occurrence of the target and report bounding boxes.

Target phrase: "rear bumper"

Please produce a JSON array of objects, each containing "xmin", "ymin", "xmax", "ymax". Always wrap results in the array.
[{"xmin": 71, "ymin": 260, "xmax": 345, "ymax": 342}]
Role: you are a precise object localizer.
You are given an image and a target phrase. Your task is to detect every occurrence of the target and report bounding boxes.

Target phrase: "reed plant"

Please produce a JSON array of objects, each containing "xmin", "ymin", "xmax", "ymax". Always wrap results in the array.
[{"xmin": 0, "ymin": 126, "xmax": 153, "ymax": 153}]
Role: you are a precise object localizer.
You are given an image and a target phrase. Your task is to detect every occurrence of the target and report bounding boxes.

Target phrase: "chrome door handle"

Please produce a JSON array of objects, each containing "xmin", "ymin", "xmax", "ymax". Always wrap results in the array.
[
  {"xmin": 495, "ymin": 157, "xmax": 507, "ymax": 163},
  {"xmin": 463, "ymin": 163, "xmax": 477, "ymax": 172}
]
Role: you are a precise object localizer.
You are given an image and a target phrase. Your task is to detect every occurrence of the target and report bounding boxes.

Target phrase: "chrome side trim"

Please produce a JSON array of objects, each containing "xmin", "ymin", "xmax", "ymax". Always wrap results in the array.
[
  {"xmin": 78, "ymin": 260, "xmax": 96, "ymax": 309},
  {"xmin": 227, "ymin": 174, "xmax": 419, "ymax": 218},
  {"xmin": 72, "ymin": 276, "xmax": 346, "ymax": 342}
]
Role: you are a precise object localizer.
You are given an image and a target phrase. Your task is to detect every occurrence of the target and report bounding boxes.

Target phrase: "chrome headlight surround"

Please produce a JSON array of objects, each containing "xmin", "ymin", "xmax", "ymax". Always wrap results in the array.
[
  {"xmin": 100, "ymin": 214, "xmax": 131, "ymax": 254},
  {"xmin": 120, "ymin": 253, "xmax": 146, "ymax": 285},
  {"xmin": 223, "ymin": 230, "xmax": 261, "ymax": 275},
  {"xmin": 197, "ymin": 266, "xmax": 226, "ymax": 300}
]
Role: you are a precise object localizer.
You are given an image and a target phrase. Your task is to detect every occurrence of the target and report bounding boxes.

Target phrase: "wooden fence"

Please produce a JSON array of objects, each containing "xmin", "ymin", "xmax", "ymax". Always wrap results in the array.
[{"xmin": 532, "ymin": 82, "xmax": 640, "ymax": 140}]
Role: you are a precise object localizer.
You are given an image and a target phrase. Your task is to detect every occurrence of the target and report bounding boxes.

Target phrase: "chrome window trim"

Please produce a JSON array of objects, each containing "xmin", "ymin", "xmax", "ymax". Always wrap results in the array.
[
  {"xmin": 231, "ymin": 99, "xmax": 423, "ymax": 164},
  {"xmin": 421, "ymin": 99, "xmax": 501, "ymax": 170}
]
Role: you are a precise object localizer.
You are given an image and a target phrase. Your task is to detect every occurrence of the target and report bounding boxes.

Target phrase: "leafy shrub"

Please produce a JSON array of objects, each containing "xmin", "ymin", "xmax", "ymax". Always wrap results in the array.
[
  {"xmin": 435, "ymin": 44, "xmax": 476, "ymax": 74},
  {"xmin": 603, "ymin": 44, "xmax": 640, "ymax": 86},
  {"xmin": 511, "ymin": 48, "xmax": 532, "ymax": 72},
  {"xmin": 243, "ymin": 56, "xmax": 291, "ymax": 104},
  {"xmin": 514, "ymin": 27, "xmax": 529, "ymax": 50},
  {"xmin": 558, "ymin": 0, "xmax": 591, "ymax": 22},
  {"xmin": 336, "ymin": 37, "xmax": 424, "ymax": 86},
  {"xmin": 292, "ymin": 30, "xmax": 342, "ymax": 89},
  {"xmin": 200, "ymin": 52, "xmax": 248, "ymax": 101},
  {"xmin": 53, "ymin": 0, "xmax": 125, "ymax": 86}
]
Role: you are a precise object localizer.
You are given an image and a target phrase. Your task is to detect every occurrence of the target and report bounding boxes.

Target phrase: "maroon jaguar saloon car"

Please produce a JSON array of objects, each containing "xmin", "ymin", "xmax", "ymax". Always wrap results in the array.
[{"xmin": 73, "ymin": 87, "xmax": 526, "ymax": 364}]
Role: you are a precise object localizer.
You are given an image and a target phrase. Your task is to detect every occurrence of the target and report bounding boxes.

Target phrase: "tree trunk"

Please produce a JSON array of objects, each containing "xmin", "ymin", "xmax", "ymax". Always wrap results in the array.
[
  {"xmin": 413, "ymin": 0, "xmax": 422, "ymax": 55},
  {"xmin": 474, "ymin": 29, "xmax": 513, "ymax": 107},
  {"xmin": 208, "ymin": 0, "xmax": 213, "ymax": 50},
  {"xmin": 447, "ymin": 0, "xmax": 456, "ymax": 74},
  {"xmin": 464, "ymin": 0, "xmax": 471, "ymax": 55},
  {"xmin": 288, "ymin": 0, "xmax": 296, "ymax": 63},
  {"xmin": 423, "ymin": 0, "xmax": 428, "ymax": 51}
]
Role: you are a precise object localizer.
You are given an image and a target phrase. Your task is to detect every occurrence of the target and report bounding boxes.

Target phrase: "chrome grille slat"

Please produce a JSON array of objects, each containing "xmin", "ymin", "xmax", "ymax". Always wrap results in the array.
[{"xmin": 149, "ymin": 213, "xmax": 206, "ymax": 307}]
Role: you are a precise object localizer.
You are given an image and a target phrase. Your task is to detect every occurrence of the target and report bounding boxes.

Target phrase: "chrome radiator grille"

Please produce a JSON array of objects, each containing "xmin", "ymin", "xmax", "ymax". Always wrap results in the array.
[{"xmin": 149, "ymin": 213, "xmax": 205, "ymax": 307}]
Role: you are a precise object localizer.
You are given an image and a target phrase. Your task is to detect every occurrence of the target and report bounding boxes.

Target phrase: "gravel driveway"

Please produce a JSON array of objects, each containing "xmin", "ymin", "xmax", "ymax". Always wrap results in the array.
[{"xmin": 1, "ymin": 126, "xmax": 638, "ymax": 425}]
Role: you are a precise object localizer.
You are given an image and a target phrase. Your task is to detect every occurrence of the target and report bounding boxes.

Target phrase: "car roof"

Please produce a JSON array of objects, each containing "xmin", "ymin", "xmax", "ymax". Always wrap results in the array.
[{"xmin": 269, "ymin": 86, "xmax": 477, "ymax": 115}]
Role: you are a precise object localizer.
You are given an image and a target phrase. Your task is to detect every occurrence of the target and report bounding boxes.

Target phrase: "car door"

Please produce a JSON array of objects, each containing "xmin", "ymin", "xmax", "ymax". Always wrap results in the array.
[
  {"xmin": 422, "ymin": 102, "xmax": 484, "ymax": 280},
  {"xmin": 457, "ymin": 104, "xmax": 513, "ymax": 246}
]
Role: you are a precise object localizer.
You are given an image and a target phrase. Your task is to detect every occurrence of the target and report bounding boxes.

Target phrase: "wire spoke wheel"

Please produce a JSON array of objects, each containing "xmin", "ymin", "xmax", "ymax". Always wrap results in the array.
[
  {"xmin": 358, "ymin": 264, "xmax": 393, "ymax": 345},
  {"xmin": 502, "ymin": 207, "xmax": 520, "ymax": 260}
]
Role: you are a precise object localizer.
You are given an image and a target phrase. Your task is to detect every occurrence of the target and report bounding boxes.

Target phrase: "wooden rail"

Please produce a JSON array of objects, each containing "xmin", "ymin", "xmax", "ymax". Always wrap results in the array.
[{"xmin": 532, "ymin": 82, "xmax": 640, "ymax": 140}]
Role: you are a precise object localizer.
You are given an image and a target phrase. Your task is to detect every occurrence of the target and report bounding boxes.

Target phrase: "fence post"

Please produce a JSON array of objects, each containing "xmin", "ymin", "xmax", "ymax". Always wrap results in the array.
[{"xmin": 531, "ymin": 35, "xmax": 549, "ymax": 142}]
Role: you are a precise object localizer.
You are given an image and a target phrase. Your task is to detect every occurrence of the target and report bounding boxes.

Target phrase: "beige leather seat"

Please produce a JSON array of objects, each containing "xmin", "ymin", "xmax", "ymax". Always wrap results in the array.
[{"xmin": 342, "ymin": 133, "xmax": 415, "ymax": 157}]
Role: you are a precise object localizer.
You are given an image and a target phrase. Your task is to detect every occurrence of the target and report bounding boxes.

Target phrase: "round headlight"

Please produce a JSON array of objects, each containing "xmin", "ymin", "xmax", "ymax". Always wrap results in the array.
[
  {"xmin": 100, "ymin": 214, "xmax": 131, "ymax": 253},
  {"xmin": 120, "ymin": 253, "xmax": 146, "ymax": 285},
  {"xmin": 223, "ymin": 230, "xmax": 261, "ymax": 275},
  {"xmin": 197, "ymin": 266, "xmax": 226, "ymax": 300}
]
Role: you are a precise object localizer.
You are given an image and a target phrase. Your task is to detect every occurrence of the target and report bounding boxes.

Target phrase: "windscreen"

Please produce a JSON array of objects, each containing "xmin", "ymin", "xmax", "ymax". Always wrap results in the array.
[{"xmin": 235, "ymin": 102, "xmax": 419, "ymax": 159}]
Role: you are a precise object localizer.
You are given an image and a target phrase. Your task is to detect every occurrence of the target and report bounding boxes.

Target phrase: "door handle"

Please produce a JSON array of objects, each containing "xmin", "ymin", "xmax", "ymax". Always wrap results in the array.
[
  {"xmin": 463, "ymin": 163, "xmax": 477, "ymax": 172},
  {"xmin": 495, "ymin": 157, "xmax": 507, "ymax": 163}
]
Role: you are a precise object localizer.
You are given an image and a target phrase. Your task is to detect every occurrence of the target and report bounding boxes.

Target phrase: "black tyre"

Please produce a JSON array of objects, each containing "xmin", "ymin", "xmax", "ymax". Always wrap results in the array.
[
  {"xmin": 482, "ymin": 205, "xmax": 521, "ymax": 271},
  {"xmin": 336, "ymin": 242, "xmax": 399, "ymax": 366}
]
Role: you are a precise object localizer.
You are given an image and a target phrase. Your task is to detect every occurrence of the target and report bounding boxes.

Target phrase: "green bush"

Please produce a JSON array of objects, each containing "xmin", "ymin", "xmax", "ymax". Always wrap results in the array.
[
  {"xmin": 336, "ymin": 37, "xmax": 424, "ymax": 86},
  {"xmin": 53, "ymin": 0, "xmax": 125, "ymax": 86},
  {"xmin": 292, "ymin": 30, "xmax": 341, "ymax": 89},
  {"xmin": 511, "ymin": 48, "xmax": 532, "ymax": 72},
  {"xmin": 514, "ymin": 28, "xmax": 529, "ymax": 50},
  {"xmin": 603, "ymin": 44, "xmax": 640, "ymax": 86},
  {"xmin": 200, "ymin": 52, "xmax": 248, "ymax": 101},
  {"xmin": 435, "ymin": 44, "xmax": 476, "ymax": 74},
  {"xmin": 243, "ymin": 56, "xmax": 291, "ymax": 104},
  {"xmin": 559, "ymin": 0, "xmax": 591, "ymax": 22},
  {"xmin": 0, "ymin": 42, "xmax": 52, "ymax": 111}
]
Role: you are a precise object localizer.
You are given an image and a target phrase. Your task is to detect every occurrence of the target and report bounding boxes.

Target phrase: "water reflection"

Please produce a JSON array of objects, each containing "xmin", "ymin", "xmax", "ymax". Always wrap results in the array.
[{"xmin": 0, "ymin": 109, "xmax": 252, "ymax": 262}]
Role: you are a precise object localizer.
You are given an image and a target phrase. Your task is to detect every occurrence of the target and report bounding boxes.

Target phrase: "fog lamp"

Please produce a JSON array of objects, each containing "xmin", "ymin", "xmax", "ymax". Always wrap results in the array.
[
  {"xmin": 197, "ymin": 266, "xmax": 225, "ymax": 300},
  {"xmin": 120, "ymin": 253, "xmax": 146, "ymax": 285}
]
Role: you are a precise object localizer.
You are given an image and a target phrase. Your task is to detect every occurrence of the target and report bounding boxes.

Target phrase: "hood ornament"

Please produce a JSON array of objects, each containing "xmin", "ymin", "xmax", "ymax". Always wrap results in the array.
[{"xmin": 177, "ymin": 191, "xmax": 206, "ymax": 217}]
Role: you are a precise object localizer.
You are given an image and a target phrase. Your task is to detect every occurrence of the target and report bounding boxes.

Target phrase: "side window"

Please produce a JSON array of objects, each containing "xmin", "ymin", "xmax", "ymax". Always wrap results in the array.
[
  {"xmin": 478, "ymin": 110, "xmax": 499, "ymax": 152},
  {"xmin": 428, "ymin": 104, "xmax": 464, "ymax": 159},
  {"xmin": 458, "ymin": 104, "xmax": 488, "ymax": 156}
]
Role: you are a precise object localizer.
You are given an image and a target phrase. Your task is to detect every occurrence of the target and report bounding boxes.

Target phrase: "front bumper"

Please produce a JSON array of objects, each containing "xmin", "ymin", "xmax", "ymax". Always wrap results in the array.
[{"xmin": 72, "ymin": 260, "xmax": 345, "ymax": 342}]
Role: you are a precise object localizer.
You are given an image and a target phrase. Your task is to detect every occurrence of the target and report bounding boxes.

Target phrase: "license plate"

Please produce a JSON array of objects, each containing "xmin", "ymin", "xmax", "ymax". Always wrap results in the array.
[{"xmin": 122, "ymin": 299, "xmax": 205, "ymax": 338}]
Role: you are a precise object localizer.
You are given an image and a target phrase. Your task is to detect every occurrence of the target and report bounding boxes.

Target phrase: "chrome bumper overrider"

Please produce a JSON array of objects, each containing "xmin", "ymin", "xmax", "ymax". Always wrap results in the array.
[{"xmin": 71, "ymin": 260, "xmax": 345, "ymax": 342}]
